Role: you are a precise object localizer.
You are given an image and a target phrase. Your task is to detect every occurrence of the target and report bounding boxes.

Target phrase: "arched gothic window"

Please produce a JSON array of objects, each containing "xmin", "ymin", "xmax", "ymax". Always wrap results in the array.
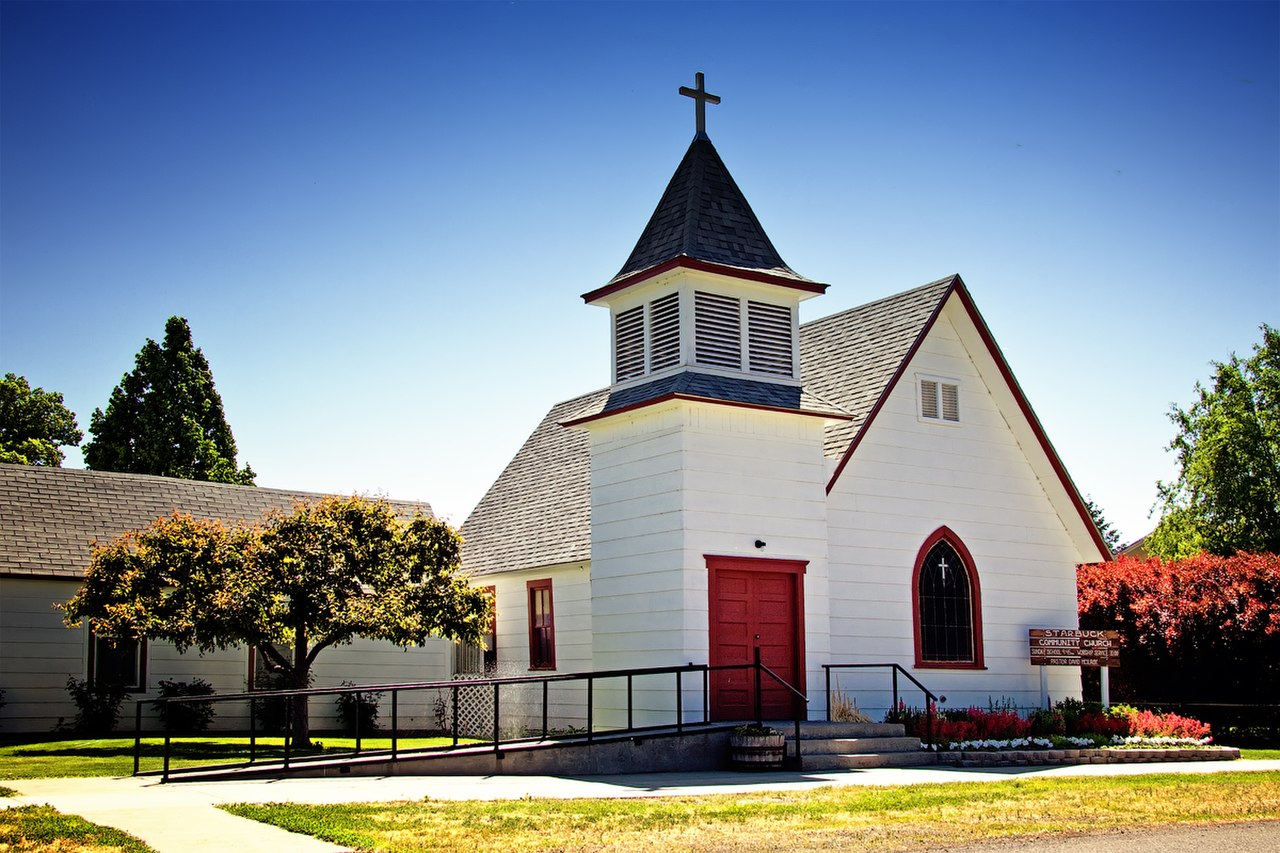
[{"xmin": 913, "ymin": 528, "xmax": 984, "ymax": 668}]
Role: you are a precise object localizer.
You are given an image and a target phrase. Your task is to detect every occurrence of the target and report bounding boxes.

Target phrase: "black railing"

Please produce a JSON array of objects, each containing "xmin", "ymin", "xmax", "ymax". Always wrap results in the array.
[
  {"xmin": 138, "ymin": 658, "xmax": 809, "ymax": 780},
  {"xmin": 750, "ymin": 647, "xmax": 810, "ymax": 767},
  {"xmin": 822, "ymin": 663, "xmax": 942, "ymax": 744}
]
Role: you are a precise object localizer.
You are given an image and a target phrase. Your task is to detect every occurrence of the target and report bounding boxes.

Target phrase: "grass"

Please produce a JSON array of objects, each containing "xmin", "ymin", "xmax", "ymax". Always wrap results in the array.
[
  {"xmin": 1243, "ymin": 749, "xmax": 1280, "ymax": 760},
  {"xmin": 0, "ymin": 786, "xmax": 17, "ymax": 797},
  {"xmin": 224, "ymin": 771, "xmax": 1280, "ymax": 853},
  {"xmin": 0, "ymin": 735, "xmax": 471, "ymax": 780},
  {"xmin": 0, "ymin": 805, "xmax": 156, "ymax": 852}
]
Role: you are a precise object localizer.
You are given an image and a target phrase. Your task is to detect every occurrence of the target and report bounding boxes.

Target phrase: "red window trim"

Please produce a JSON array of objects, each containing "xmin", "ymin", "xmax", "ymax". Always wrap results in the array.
[
  {"xmin": 911, "ymin": 526, "xmax": 986, "ymax": 670},
  {"xmin": 482, "ymin": 585, "xmax": 497, "ymax": 669},
  {"xmin": 527, "ymin": 578, "xmax": 556, "ymax": 671}
]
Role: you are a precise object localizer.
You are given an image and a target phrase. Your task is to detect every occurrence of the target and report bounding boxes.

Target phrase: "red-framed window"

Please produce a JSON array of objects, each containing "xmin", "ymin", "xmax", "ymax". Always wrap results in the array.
[
  {"xmin": 527, "ymin": 579, "xmax": 555, "ymax": 671},
  {"xmin": 481, "ymin": 585, "xmax": 497, "ymax": 671},
  {"xmin": 912, "ymin": 526, "xmax": 985, "ymax": 669}
]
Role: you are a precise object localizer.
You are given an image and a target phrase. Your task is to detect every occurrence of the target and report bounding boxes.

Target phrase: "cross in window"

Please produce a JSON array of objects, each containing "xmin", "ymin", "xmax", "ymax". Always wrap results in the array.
[
  {"xmin": 937, "ymin": 556, "xmax": 950, "ymax": 581},
  {"xmin": 679, "ymin": 72, "xmax": 720, "ymax": 136}
]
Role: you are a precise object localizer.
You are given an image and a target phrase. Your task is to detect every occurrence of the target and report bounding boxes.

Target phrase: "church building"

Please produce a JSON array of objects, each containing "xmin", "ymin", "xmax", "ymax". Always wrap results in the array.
[{"xmin": 460, "ymin": 75, "xmax": 1110, "ymax": 724}]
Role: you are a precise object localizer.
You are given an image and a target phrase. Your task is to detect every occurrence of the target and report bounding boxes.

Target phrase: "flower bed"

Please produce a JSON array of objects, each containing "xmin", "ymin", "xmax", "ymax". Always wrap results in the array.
[{"xmin": 889, "ymin": 699, "xmax": 1237, "ymax": 764}]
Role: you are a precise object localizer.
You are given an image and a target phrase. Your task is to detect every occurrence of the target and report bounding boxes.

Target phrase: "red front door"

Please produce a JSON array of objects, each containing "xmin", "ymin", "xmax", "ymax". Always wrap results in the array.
[{"xmin": 708, "ymin": 556, "xmax": 806, "ymax": 721}]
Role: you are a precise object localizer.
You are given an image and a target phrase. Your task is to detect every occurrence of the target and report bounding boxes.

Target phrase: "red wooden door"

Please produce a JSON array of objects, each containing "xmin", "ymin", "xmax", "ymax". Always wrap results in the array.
[{"xmin": 708, "ymin": 557, "xmax": 806, "ymax": 721}]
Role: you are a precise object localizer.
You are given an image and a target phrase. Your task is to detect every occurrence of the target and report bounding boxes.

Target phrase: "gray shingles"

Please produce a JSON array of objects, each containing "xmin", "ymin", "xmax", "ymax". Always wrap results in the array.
[
  {"xmin": 0, "ymin": 465, "xmax": 432, "ymax": 579},
  {"xmin": 608, "ymin": 136, "xmax": 813, "ymax": 286}
]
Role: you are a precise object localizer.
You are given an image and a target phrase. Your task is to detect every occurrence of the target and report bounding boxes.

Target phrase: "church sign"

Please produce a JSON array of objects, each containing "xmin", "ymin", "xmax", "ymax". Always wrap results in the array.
[{"xmin": 1029, "ymin": 629, "xmax": 1120, "ymax": 667}]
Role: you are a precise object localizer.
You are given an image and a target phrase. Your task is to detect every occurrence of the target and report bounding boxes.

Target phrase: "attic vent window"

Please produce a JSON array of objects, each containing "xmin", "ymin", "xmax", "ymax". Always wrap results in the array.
[
  {"xmin": 695, "ymin": 291, "xmax": 741, "ymax": 369},
  {"xmin": 919, "ymin": 377, "xmax": 960, "ymax": 423}
]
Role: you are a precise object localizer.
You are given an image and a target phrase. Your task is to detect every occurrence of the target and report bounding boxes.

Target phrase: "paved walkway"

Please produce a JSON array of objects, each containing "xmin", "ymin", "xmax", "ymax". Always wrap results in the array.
[{"xmin": 5, "ymin": 760, "xmax": 1280, "ymax": 853}]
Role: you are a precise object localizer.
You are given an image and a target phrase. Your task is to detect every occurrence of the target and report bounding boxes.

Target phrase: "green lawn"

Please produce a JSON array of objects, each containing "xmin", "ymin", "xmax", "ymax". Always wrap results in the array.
[
  {"xmin": 224, "ymin": 771, "xmax": 1280, "ymax": 853},
  {"xmin": 0, "ymin": 804, "xmax": 157, "ymax": 853},
  {"xmin": 1243, "ymin": 749, "xmax": 1280, "ymax": 760},
  {"xmin": 0, "ymin": 735, "xmax": 469, "ymax": 780}
]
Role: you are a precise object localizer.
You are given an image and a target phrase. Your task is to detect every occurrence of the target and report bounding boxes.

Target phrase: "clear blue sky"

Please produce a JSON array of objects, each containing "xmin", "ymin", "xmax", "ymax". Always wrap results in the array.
[{"xmin": 2, "ymin": 1, "xmax": 1276, "ymax": 544}]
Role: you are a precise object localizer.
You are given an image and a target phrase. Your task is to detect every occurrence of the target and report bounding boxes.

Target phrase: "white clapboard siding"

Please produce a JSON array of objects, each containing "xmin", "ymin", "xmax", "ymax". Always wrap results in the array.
[{"xmin": 825, "ymin": 305, "xmax": 1086, "ymax": 712}]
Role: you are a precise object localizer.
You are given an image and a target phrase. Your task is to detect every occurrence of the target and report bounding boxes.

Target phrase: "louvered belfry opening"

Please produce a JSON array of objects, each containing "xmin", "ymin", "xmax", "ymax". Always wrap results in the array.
[
  {"xmin": 694, "ymin": 291, "xmax": 741, "ymax": 369},
  {"xmin": 918, "ymin": 541, "xmax": 974, "ymax": 662}
]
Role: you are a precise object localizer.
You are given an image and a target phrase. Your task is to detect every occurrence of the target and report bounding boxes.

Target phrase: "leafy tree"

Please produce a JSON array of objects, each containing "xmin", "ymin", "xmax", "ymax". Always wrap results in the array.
[
  {"xmin": 61, "ymin": 495, "xmax": 491, "ymax": 746},
  {"xmin": 0, "ymin": 373, "xmax": 82, "ymax": 466},
  {"xmin": 1147, "ymin": 325, "xmax": 1280, "ymax": 559},
  {"xmin": 1083, "ymin": 496, "xmax": 1123, "ymax": 554},
  {"xmin": 83, "ymin": 316, "xmax": 254, "ymax": 484}
]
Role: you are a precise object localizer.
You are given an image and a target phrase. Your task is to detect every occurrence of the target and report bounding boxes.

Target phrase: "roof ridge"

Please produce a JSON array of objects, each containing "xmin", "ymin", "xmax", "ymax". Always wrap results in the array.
[{"xmin": 801, "ymin": 275, "xmax": 957, "ymax": 331}]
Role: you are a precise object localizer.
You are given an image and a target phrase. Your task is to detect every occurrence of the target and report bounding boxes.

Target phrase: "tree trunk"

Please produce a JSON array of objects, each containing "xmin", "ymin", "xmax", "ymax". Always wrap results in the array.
[{"xmin": 291, "ymin": 628, "xmax": 312, "ymax": 748}]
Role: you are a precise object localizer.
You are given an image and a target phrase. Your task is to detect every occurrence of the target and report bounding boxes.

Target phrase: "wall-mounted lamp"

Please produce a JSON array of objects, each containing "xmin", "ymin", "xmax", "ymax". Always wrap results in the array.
[{"xmin": 754, "ymin": 539, "xmax": 766, "ymax": 549}]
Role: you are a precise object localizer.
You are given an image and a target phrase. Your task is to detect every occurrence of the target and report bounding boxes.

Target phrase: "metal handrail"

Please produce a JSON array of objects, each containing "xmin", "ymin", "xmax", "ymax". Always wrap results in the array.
[
  {"xmin": 137, "ymin": 658, "xmax": 811, "ymax": 780},
  {"xmin": 821, "ymin": 663, "xmax": 943, "ymax": 745}
]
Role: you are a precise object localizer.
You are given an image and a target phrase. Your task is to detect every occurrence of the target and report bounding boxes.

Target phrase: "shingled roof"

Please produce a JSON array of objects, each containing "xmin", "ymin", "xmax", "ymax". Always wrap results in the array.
[
  {"xmin": 461, "ymin": 279, "xmax": 957, "ymax": 576},
  {"xmin": 0, "ymin": 465, "xmax": 432, "ymax": 580},
  {"xmin": 593, "ymin": 136, "xmax": 817, "ymax": 294}
]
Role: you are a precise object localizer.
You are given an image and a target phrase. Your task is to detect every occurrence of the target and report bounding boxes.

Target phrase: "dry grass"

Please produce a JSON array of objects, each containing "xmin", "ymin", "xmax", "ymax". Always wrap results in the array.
[
  {"xmin": 0, "ymin": 805, "xmax": 154, "ymax": 853},
  {"xmin": 224, "ymin": 770, "xmax": 1280, "ymax": 853}
]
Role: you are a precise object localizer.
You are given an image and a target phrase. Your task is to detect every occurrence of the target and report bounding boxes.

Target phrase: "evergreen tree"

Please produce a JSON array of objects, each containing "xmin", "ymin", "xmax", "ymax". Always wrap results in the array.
[
  {"xmin": 0, "ymin": 373, "xmax": 83, "ymax": 466},
  {"xmin": 84, "ymin": 317, "xmax": 255, "ymax": 484}
]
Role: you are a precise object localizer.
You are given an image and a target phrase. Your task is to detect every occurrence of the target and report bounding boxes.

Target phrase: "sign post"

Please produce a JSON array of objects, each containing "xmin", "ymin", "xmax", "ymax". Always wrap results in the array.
[{"xmin": 1028, "ymin": 629, "xmax": 1121, "ymax": 709}]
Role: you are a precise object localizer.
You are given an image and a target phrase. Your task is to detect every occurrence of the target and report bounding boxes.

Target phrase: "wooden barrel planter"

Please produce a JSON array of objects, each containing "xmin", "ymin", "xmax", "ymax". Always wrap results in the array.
[{"xmin": 729, "ymin": 731, "xmax": 787, "ymax": 770}]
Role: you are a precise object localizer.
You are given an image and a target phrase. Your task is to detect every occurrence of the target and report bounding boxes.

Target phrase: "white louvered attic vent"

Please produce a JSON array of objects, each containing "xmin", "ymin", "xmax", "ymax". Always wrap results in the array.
[
  {"xmin": 614, "ymin": 305, "xmax": 645, "ymax": 382},
  {"xmin": 695, "ymin": 291, "xmax": 742, "ymax": 370},
  {"xmin": 747, "ymin": 300, "xmax": 793, "ymax": 376},
  {"xmin": 941, "ymin": 382, "xmax": 960, "ymax": 422},
  {"xmin": 920, "ymin": 377, "xmax": 960, "ymax": 423},
  {"xmin": 648, "ymin": 292, "xmax": 681, "ymax": 372}
]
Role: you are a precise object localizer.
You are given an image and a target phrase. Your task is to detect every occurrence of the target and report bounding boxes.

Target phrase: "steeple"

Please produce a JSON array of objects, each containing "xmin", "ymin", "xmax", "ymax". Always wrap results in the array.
[
  {"xmin": 581, "ymin": 73, "xmax": 830, "ymax": 402},
  {"xmin": 583, "ymin": 73, "xmax": 824, "ymax": 304}
]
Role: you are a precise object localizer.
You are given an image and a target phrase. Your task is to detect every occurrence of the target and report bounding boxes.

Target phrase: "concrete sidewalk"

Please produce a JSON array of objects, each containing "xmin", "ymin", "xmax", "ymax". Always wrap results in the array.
[{"xmin": 5, "ymin": 760, "xmax": 1280, "ymax": 853}]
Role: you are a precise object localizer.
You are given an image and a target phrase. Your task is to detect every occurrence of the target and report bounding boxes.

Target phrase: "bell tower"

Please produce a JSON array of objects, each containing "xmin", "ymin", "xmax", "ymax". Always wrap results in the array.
[{"xmin": 568, "ymin": 74, "xmax": 843, "ymax": 723}]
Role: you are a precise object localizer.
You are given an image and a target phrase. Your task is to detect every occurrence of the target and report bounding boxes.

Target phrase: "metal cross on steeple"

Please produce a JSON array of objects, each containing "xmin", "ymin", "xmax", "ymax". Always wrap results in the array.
[{"xmin": 679, "ymin": 71, "xmax": 720, "ymax": 136}]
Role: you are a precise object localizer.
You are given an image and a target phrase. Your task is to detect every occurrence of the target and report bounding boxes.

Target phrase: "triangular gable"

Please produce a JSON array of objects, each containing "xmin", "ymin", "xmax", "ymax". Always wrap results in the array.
[{"xmin": 820, "ymin": 278, "xmax": 1112, "ymax": 561}]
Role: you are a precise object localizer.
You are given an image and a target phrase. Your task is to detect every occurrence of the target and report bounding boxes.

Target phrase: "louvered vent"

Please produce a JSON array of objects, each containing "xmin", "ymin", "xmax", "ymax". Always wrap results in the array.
[
  {"xmin": 648, "ymin": 293, "xmax": 681, "ymax": 372},
  {"xmin": 920, "ymin": 379, "xmax": 939, "ymax": 419},
  {"xmin": 941, "ymin": 383, "xmax": 960, "ymax": 422},
  {"xmin": 695, "ymin": 291, "xmax": 742, "ymax": 369},
  {"xmin": 747, "ymin": 301, "xmax": 793, "ymax": 376},
  {"xmin": 614, "ymin": 305, "xmax": 645, "ymax": 382}
]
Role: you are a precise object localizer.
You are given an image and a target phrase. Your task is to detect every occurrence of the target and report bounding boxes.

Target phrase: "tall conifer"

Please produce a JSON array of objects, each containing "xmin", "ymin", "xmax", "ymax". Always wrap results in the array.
[{"xmin": 84, "ymin": 317, "xmax": 255, "ymax": 485}]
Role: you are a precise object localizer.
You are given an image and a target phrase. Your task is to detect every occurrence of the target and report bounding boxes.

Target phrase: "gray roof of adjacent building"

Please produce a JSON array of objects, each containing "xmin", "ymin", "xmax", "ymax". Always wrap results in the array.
[
  {"xmin": 460, "ymin": 278, "xmax": 958, "ymax": 577},
  {"xmin": 0, "ymin": 464, "xmax": 433, "ymax": 580}
]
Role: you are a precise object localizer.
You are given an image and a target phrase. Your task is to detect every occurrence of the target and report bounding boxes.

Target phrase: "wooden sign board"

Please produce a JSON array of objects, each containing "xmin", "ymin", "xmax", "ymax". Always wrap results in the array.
[{"xmin": 1029, "ymin": 629, "xmax": 1121, "ymax": 667}]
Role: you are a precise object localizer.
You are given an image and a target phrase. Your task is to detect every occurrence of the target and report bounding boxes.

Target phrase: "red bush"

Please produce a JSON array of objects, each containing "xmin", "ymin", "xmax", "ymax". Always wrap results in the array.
[{"xmin": 1077, "ymin": 552, "xmax": 1280, "ymax": 704}]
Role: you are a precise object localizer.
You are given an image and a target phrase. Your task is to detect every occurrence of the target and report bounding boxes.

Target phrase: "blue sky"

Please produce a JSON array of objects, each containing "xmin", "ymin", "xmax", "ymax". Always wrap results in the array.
[{"xmin": 2, "ymin": 1, "xmax": 1276, "ymax": 543}]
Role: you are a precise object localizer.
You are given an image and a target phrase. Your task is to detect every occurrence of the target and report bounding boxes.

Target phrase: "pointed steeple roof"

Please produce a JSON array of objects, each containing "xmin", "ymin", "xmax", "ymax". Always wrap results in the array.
[{"xmin": 583, "ymin": 135, "xmax": 825, "ymax": 302}]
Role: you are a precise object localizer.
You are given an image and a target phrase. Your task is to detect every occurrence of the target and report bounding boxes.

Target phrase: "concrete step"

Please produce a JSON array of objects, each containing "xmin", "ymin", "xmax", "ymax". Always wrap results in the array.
[
  {"xmin": 793, "ymin": 736, "xmax": 922, "ymax": 756},
  {"xmin": 800, "ymin": 750, "xmax": 937, "ymax": 770},
  {"xmin": 765, "ymin": 721, "xmax": 907, "ymax": 739}
]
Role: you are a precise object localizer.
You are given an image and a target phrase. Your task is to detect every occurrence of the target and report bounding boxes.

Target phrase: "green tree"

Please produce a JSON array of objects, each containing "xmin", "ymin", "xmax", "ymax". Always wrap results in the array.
[
  {"xmin": 83, "ymin": 316, "xmax": 254, "ymax": 484},
  {"xmin": 61, "ymin": 495, "xmax": 491, "ymax": 747},
  {"xmin": 1147, "ymin": 324, "xmax": 1280, "ymax": 559},
  {"xmin": 0, "ymin": 373, "xmax": 83, "ymax": 466},
  {"xmin": 1084, "ymin": 496, "xmax": 1123, "ymax": 554}
]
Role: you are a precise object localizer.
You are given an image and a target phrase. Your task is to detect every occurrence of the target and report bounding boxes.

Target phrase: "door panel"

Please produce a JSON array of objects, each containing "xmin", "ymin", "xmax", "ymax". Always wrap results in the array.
[{"xmin": 708, "ymin": 559, "xmax": 805, "ymax": 721}]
